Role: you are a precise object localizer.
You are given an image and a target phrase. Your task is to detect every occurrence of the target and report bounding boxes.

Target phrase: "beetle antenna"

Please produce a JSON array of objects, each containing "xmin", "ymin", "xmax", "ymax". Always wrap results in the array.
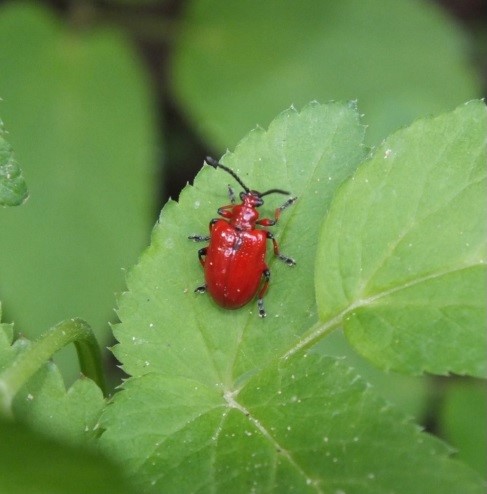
[
  {"xmin": 260, "ymin": 188, "xmax": 291, "ymax": 197},
  {"xmin": 205, "ymin": 156, "xmax": 250, "ymax": 192}
]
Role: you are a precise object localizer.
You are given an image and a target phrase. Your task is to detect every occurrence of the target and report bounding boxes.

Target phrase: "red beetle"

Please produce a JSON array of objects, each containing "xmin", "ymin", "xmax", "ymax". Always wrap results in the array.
[{"xmin": 189, "ymin": 157, "xmax": 296, "ymax": 317}]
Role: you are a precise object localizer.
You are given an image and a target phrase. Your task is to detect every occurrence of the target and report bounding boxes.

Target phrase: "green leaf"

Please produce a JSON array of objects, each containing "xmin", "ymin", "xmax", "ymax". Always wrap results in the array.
[
  {"xmin": 12, "ymin": 365, "xmax": 105, "ymax": 447},
  {"xmin": 315, "ymin": 100, "xmax": 487, "ymax": 377},
  {"xmin": 439, "ymin": 380, "xmax": 487, "ymax": 476},
  {"xmin": 0, "ymin": 314, "xmax": 105, "ymax": 446},
  {"xmin": 110, "ymin": 101, "xmax": 365, "ymax": 382},
  {"xmin": 172, "ymin": 0, "xmax": 480, "ymax": 149},
  {"xmin": 0, "ymin": 319, "xmax": 105, "ymax": 414},
  {"xmin": 99, "ymin": 103, "xmax": 483, "ymax": 492},
  {"xmin": 0, "ymin": 119, "xmax": 28, "ymax": 206},
  {"xmin": 101, "ymin": 353, "xmax": 484, "ymax": 493},
  {"xmin": 313, "ymin": 329, "xmax": 429, "ymax": 420},
  {"xmin": 0, "ymin": 3, "xmax": 156, "ymax": 380},
  {"xmin": 0, "ymin": 419, "xmax": 136, "ymax": 494}
]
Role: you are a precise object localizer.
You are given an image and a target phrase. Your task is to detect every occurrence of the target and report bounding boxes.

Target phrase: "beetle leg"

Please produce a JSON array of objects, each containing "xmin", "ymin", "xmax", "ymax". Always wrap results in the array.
[
  {"xmin": 266, "ymin": 232, "xmax": 296, "ymax": 266},
  {"xmin": 190, "ymin": 230, "xmax": 210, "ymax": 291},
  {"xmin": 227, "ymin": 184, "xmax": 236, "ymax": 204},
  {"xmin": 192, "ymin": 246, "xmax": 207, "ymax": 292},
  {"xmin": 217, "ymin": 204, "xmax": 234, "ymax": 219},
  {"xmin": 257, "ymin": 196, "xmax": 297, "ymax": 227},
  {"xmin": 257, "ymin": 268, "xmax": 271, "ymax": 318},
  {"xmin": 188, "ymin": 218, "xmax": 219, "ymax": 243},
  {"xmin": 188, "ymin": 234, "xmax": 210, "ymax": 242},
  {"xmin": 196, "ymin": 247, "xmax": 207, "ymax": 267},
  {"xmin": 278, "ymin": 195, "xmax": 298, "ymax": 212}
]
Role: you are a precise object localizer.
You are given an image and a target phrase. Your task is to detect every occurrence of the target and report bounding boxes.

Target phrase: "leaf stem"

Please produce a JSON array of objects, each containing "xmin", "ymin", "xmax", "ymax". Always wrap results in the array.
[
  {"xmin": 280, "ymin": 315, "xmax": 343, "ymax": 361},
  {"xmin": 0, "ymin": 318, "xmax": 106, "ymax": 418}
]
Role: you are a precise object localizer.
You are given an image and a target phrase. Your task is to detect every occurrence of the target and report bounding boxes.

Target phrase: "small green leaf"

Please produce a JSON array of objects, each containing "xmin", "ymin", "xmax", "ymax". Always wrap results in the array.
[
  {"xmin": 0, "ymin": 419, "xmax": 135, "ymax": 494},
  {"xmin": 0, "ymin": 120, "xmax": 28, "ymax": 206},
  {"xmin": 315, "ymin": 100, "xmax": 487, "ymax": 377},
  {"xmin": 0, "ymin": 316, "xmax": 105, "ymax": 446},
  {"xmin": 12, "ymin": 365, "xmax": 105, "ymax": 447}
]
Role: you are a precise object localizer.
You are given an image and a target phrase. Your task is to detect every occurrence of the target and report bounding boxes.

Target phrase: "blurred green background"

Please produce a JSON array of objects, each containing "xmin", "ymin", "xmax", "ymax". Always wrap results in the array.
[{"xmin": 0, "ymin": 0, "xmax": 485, "ymax": 476}]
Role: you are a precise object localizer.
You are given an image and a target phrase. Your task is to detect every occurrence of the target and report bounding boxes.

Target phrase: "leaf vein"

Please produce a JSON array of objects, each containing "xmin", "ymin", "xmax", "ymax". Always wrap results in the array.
[
  {"xmin": 224, "ymin": 390, "xmax": 324, "ymax": 493},
  {"xmin": 357, "ymin": 175, "xmax": 486, "ymax": 299},
  {"xmin": 282, "ymin": 262, "xmax": 483, "ymax": 360}
]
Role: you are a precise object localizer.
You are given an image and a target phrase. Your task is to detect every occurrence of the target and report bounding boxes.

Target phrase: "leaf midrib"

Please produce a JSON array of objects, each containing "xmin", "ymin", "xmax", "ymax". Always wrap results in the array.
[{"xmin": 282, "ymin": 261, "xmax": 483, "ymax": 361}]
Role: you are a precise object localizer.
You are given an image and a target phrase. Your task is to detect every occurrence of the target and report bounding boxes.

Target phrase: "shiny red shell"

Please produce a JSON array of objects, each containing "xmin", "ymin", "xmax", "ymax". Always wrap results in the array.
[
  {"xmin": 191, "ymin": 157, "xmax": 295, "ymax": 317},
  {"xmin": 204, "ymin": 219, "xmax": 267, "ymax": 309}
]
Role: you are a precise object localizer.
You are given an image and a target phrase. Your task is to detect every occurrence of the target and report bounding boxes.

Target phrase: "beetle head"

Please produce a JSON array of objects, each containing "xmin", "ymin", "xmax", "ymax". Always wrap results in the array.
[{"xmin": 240, "ymin": 190, "xmax": 264, "ymax": 207}]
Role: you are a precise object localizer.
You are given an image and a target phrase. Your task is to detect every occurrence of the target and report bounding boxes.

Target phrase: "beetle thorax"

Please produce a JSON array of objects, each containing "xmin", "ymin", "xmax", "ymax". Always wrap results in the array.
[{"xmin": 230, "ymin": 194, "xmax": 261, "ymax": 230}]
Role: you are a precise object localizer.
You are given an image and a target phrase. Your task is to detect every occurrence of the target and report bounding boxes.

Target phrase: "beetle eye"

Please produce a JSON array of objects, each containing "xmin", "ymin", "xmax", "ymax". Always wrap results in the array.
[{"xmin": 239, "ymin": 191, "xmax": 246, "ymax": 200}]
